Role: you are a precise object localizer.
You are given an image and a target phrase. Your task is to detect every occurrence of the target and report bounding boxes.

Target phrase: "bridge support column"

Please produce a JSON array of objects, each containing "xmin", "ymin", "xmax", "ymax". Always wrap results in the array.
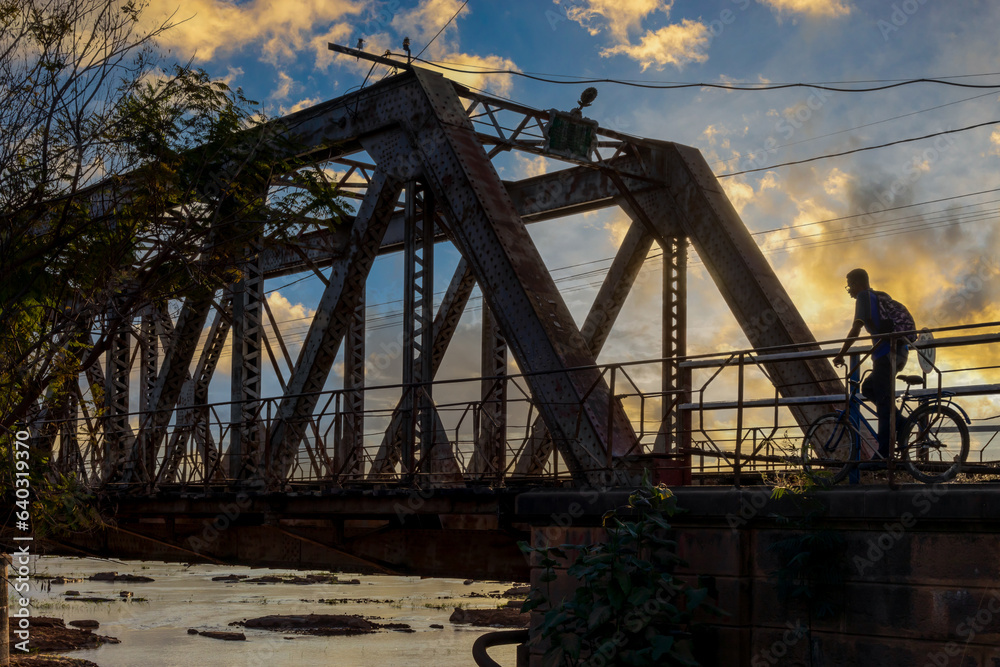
[
  {"xmin": 471, "ymin": 304, "xmax": 506, "ymax": 482},
  {"xmin": 103, "ymin": 307, "xmax": 132, "ymax": 481},
  {"xmin": 336, "ymin": 287, "xmax": 365, "ymax": 480},
  {"xmin": 230, "ymin": 236, "xmax": 264, "ymax": 479}
]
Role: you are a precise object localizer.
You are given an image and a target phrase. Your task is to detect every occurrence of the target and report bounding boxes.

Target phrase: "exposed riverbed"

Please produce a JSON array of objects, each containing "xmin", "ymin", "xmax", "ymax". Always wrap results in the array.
[{"xmin": 21, "ymin": 556, "xmax": 525, "ymax": 666}]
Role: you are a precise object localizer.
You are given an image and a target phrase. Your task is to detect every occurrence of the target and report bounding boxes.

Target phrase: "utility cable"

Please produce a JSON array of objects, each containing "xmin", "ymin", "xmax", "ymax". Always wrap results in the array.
[
  {"xmin": 712, "ymin": 90, "xmax": 998, "ymax": 169},
  {"xmin": 414, "ymin": 1, "xmax": 470, "ymax": 60},
  {"xmin": 717, "ymin": 119, "xmax": 1000, "ymax": 177},
  {"xmin": 411, "ymin": 58, "xmax": 1000, "ymax": 92}
]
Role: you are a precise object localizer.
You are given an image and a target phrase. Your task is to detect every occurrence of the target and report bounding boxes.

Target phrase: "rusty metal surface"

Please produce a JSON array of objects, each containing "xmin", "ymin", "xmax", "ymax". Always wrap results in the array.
[
  {"xmin": 513, "ymin": 219, "xmax": 654, "ymax": 475},
  {"xmin": 403, "ymin": 67, "xmax": 638, "ymax": 485},
  {"xmin": 38, "ymin": 64, "xmax": 851, "ymax": 495}
]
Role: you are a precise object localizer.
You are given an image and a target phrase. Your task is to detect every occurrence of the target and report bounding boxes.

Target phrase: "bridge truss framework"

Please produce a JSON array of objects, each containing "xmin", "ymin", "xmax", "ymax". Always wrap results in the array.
[{"xmin": 30, "ymin": 60, "xmax": 844, "ymax": 492}]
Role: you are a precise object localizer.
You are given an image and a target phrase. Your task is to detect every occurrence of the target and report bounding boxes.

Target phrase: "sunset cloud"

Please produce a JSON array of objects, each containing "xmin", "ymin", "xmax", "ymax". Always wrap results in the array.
[
  {"xmin": 757, "ymin": 0, "xmax": 851, "ymax": 18},
  {"xmin": 146, "ymin": 0, "xmax": 363, "ymax": 64},
  {"xmin": 600, "ymin": 20, "xmax": 711, "ymax": 70},
  {"xmin": 559, "ymin": 0, "xmax": 670, "ymax": 43}
]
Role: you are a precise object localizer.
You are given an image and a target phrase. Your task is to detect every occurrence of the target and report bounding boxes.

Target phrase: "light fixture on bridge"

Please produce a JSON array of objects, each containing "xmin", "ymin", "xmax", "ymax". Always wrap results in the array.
[{"xmin": 543, "ymin": 87, "xmax": 599, "ymax": 162}]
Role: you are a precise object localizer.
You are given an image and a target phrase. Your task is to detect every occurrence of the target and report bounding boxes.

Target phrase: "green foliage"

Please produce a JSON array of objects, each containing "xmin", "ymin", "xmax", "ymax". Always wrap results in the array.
[
  {"xmin": 766, "ymin": 490, "xmax": 846, "ymax": 621},
  {"xmin": 1, "ymin": 433, "xmax": 105, "ymax": 539},
  {"xmin": 0, "ymin": 0, "xmax": 349, "ymax": 433},
  {"xmin": 0, "ymin": 0, "xmax": 348, "ymax": 530},
  {"xmin": 519, "ymin": 471, "xmax": 722, "ymax": 666}
]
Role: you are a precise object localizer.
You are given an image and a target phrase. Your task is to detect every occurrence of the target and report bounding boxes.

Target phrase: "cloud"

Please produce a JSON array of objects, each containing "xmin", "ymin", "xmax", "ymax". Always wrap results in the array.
[
  {"xmin": 390, "ymin": 0, "xmax": 466, "ymax": 54},
  {"xmin": 146, "ymin": 0, "xmax": 363, "ymax": 64},
  {"xmin": 560, "ymin": 0, "xmax": 670, "ymax": 43},
  {"xmin": 419, "ymin": 51, "xmax": 520, "ymax": 96},
  {"xmin": 600, "ymin": 20, "xmax": 711, "ymax": 70},
  {"xmin": 990, "ymin": 129, "xmax": 1000, "ymax": 156},
  {"xmin": 280, "ymin": 97, "xmax": 323, "ymax": 115},
  {"xmin": 756, "ymin": 0, "xmax": 851, "ymax": 18},
  {"xmin": 272, "ymin": 72, "xmax": 295, "ymax": 101}
]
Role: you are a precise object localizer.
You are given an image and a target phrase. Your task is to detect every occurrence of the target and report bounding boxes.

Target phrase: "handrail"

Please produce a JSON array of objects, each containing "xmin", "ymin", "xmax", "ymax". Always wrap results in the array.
[{"xmin": 472, "ymin": 629, "xmax": 529, "ymax": 667}]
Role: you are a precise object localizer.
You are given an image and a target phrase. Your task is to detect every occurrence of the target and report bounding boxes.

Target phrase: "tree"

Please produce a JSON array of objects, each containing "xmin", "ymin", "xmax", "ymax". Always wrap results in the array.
[{"xmin": 0, "ymin": 0, "xmax": 345, "ymax": 520}]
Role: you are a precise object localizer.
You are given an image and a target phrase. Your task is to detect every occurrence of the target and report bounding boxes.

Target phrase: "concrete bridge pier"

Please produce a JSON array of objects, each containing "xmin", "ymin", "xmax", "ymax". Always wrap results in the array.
[{"xmin": 515, "ymin": 486, "xmax": 1000, "ymax": 666}]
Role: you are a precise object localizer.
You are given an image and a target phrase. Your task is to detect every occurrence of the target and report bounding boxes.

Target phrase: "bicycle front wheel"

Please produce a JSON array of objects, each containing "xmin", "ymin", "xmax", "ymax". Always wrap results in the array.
[
  {"xmin": 900, "ymin": 403, "xmax": 969, "ymax": 483},
  {"xmin": 802, "ymin": 412, "xmax": 859, "ymax": 486}
]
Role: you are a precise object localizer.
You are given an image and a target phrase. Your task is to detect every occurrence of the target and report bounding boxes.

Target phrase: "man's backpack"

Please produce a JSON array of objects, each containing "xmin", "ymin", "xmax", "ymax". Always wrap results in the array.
[{"xmin": 874, "ymin": 291, "xmax": 917, "ymax": 343}]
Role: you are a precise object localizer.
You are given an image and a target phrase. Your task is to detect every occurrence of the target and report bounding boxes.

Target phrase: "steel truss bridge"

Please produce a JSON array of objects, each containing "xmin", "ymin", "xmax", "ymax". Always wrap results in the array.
[{"xmin": 27, "ymin": 54, "xmax": 893, "ymax": 498}]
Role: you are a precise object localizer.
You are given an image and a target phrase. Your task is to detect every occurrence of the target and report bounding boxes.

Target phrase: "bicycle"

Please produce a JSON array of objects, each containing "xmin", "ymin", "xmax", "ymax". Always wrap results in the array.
[{"xmin": 801, "ymin": 372, "xmax": 971, "ymax": 485}]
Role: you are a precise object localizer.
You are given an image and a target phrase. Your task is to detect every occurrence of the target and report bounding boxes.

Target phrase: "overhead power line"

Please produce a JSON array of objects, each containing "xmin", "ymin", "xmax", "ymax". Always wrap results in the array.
[
  {"xmin": 412, "ymin": 58, "xmax": 1000, "ymax": 92},
  {"xmin": 415, "ymin": 1, "xmax": 469, "ymax": 60},
  {"xmin": 717, "ymin": 119, "xmax": 1000, "ymax": 177},
  {"xmin": 711, "ymin": 90, "xmax": 998, "ymax": 169}
]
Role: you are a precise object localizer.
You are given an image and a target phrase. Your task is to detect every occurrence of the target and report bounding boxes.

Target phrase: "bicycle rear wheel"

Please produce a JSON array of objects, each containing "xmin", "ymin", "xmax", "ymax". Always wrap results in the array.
[
  {"xmin": 900, "ymin": 403, "xmax": 969, "ymax": 483},
  {"xmin": 802, "ymin": 412, "xmax": 859, "ymax": 486}
]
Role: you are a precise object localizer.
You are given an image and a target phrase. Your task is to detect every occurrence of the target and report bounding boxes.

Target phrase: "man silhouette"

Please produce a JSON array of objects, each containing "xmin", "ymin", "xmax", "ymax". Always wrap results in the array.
[{"xmin": 832, "ymin": 268, "xmax": 909, "ymax": 458}]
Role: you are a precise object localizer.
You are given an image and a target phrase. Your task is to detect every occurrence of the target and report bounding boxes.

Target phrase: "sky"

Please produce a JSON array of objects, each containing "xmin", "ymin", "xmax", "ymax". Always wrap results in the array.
[{"xmin": 132, "ymin": 0, "xmax": 1000, "ymax": 457}]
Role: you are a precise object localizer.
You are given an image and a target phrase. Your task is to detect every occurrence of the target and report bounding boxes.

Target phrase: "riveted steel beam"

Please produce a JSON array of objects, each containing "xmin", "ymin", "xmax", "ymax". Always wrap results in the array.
[
  {"xmin": 633, "ymin": 142, "xmax": 843, "ymax": 427},
  {"xmin": 512, "ymin": 219, "xmax": 654, "ymax": 476},
  {"xmin": 265, "ymin": 170, "xmax": 404, "ymax": 485},
  {"xmin": 377, "ymin": 68, "xmax": 638, "ymax": 485}
]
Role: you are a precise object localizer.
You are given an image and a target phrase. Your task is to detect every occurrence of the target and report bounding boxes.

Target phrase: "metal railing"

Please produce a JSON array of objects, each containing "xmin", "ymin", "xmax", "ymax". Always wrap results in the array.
[{"xmin": 21, "ymin": 323, "xmax": 1000, "ymax": 492}]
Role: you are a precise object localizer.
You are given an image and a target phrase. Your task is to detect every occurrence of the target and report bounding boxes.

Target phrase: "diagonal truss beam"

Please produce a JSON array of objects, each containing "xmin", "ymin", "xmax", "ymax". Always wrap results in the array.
[
  {"xmin": 374, "ymin": 68, "xmax": 638, "ymax": 484},
  {"xmin": 118, "ymin": 289, "xmax": 215, "ymax": 485},
  {"xmin": 512, "ymin": 219, "xmax": 656, "ymax": 475},
  {"xmin": 623, "ymin": 143, "xmax": 843, "ymax": 427},
  {"xmin": 265, "ymin": 170, "xmax": 404, "ymax": 483}
]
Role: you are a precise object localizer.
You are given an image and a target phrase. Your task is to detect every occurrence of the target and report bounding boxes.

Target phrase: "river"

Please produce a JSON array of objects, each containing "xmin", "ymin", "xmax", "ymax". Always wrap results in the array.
[{"xmin": 23, "ymin": 556, "xmax": 523, "ymax": 666}]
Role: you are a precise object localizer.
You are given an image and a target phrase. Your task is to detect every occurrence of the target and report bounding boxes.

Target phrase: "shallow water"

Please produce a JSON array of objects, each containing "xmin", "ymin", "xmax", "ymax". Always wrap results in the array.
[{"xmin": 22, "ymin": 556, "xmax": 522, "ymax": 666}]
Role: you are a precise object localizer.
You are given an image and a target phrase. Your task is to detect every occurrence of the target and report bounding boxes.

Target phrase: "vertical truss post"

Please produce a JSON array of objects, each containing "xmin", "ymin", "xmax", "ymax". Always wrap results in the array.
[
  {"xmin": 59, "ymin": 388, "xmax": 82, "ymax": 478},
  {"xmin": 417, "ymin": 186, "xmax": 435, "ymax": 473},
  {"xmin": 231, "ymin": 235, "xmax": 264, "ymax": 479},
  {"xmin": 472, "ymin": 304, "xmax": 506, "ymax": 482},
  {"xmin": 103, "ymin": 308, "xmax": 131, "ymax": 480},
  {"xmin": 655, "ymin": 235, "xmax": 688, "ymax": 455},
  {"xmin": 400, "ymin": 182, "xmax": 418, "ymax": 478},
  {"xmin": 401, "ymin": 182, "xmax": 436, "ymax": 479},
  {"xmin": 138, "ymin": 306, "xmax": 158, "ymax": 477},
  {"xmin": 338, "ymin": 287, "xmax": 365, "ymax": 479}
]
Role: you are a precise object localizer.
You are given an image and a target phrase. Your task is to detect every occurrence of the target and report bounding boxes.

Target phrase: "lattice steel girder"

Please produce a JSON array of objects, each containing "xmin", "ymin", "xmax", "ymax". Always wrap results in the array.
[
  {"xmin": 513, "ymin": 219, "xmax": 655, "ymax": 475},
  {"xmin": 353, "ymin": 68, "xmax": 639, "ymax": 482},
  {"xmin": 259, "ymin": 156, "xmax": 653, "ymax": 279},
  {"xmin": 117, "ymin": 289, "xmax": 215, "ymax": 485},
  {"xmin": 266, "ymin": 170, "xmax": 404, "ymax": 482},
  {"xmin": 230, "ymin": 236, "xmax": 265, "ymax": 479},
  {"xmin": 635, "ymin": 142, "xmax": 843, "ymax": 425},
  {"xmin": 471, "ymin": 304, "xmax": 506, "ymax": 479},
  {"xmin": 336, "ymin": 287, "xmax": 365, "ymax": 478}
]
